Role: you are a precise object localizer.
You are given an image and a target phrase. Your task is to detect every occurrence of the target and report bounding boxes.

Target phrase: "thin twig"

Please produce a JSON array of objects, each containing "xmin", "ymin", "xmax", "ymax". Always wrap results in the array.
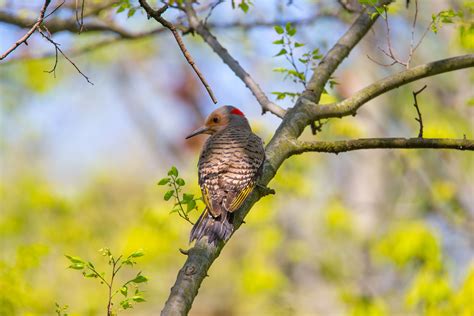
[
  {"xmin": 184, "ymin": 1, "xmax": 287, "ymax": 118},
  {"xmin": 0, "ymin": 0, "xmax": 51, "ymax": 60},
  {"xmin": 412, "ymin": 84, "xmax": 427, "ymax": 138},
  {"xmin": 138, "ymin": 0, "xmax": 218, "ymax": 104},
  {"xmin": 44, "ymin": 0, "xmax": 65, "ymax": 20},
  {"xmin": 406, "ymin": 0, "xmax": 419, "ymax": 68},
  {"xmin": 368, "ymin": 0, "xmax": 430, "ymax": 69},
  {"xmin": 38, "ymin": 29, "xmax": 94, "ymax": 85},
  {"xmin": 204, "ymin": 0, "xmax": 225, "ymax": 25},
  {"xmin": 75, "ymin": 0, "xmax": 86, "ymax": 33}
]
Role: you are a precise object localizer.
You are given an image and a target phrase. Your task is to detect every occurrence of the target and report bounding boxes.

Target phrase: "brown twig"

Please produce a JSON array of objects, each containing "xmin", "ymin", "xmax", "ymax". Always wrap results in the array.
[
  {"xmin": 44, "ymin": 0, "xmax": 65, "ymax": 20},
  {"xmin": 75, "ymin": 0, "xmax": 86, "ymax": 33},
  {"xmin": 0, "ymin": 0, "xmax": 51, "ymax": 60},
  {"xmin": 138, "ymin": 0, "xmax": 218, "ymax": 104},
  {"xmin": 184, "ymin": 1, "xmax": 287, "ymax": 118},
  {"xmin": 368, "ymin": 0, "xmax": 430, "ymax": 69},
  {"xmin": 368, "ymin": 7, "xmax": 408, "ymax": 68},
  {"xmin": 38, "ymin": 29, "xmax": 94, "ymax": 85},
  {"xmin": 412, "ymin": 84, "xmax": 427, "ymax": 138}
]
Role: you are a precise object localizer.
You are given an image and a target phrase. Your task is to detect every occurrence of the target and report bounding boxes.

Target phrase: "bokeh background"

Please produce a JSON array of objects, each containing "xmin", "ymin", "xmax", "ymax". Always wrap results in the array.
[{"xmin": 1, "ymin": 0, "xmax": 473, "ymax": 315}]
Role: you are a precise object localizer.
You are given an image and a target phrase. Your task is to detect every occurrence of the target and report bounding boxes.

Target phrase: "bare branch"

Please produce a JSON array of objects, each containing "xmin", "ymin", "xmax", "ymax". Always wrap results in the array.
[
  {"xmin": 38, "ymin": 30, "xmax": 94, "ymax": 85},
  {"xmin": 412, "ymin": 84, "xmax": 427, "ymax": 138},
  {"xmin": 0, "ymin": 0, "xmax": 51, "ymax": 60},
  {"xmin": 75, "ymin": 0, "xmax": 86, "ymax": 33},
  {"xmin": 138, "ymin": 1, "xmax": 218, "ymax": 104},
  {"xmin": 1, "ymin": 13, "xmax": 331, "ymax": 63},
  {"xmin": 290, "ymin": 137, "xmax": 473, "ymax": 156},
  {"xmin": 303, "ymin": 0, "xmax": 393, "ymax": 104},
  {"xmin": 0, "ymin": 10, "xmax": 135, "ymax": 38},
  {"xmin": 184, "ymin": 1, "xmax": 287, "ymax": 118},
  {"xmin": 304, "ymin": 54, "xmax": 474, "ymax": 122}
]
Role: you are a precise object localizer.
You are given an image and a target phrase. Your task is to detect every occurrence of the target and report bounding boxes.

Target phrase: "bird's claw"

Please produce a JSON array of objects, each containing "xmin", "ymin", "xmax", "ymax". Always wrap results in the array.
[{"xmin": 256, "ymin": 184, "xmax": 275, "ymax": 196}]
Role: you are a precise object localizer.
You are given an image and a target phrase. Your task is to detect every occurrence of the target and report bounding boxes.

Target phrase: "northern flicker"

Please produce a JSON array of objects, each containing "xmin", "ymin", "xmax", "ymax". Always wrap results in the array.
[{"xmin": 186, "ymin": 105, "xmax": 265, "ymax": 244}]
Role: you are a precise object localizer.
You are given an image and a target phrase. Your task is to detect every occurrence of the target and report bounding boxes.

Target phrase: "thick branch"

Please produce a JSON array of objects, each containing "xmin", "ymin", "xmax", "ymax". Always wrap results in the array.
[
  {"xmin": 160, "ymin": 3, "xmax": 472, "ymax": 316},
  {"xmin": 304, "ymin": 54, "xmax": 474, "ymax": 122},
  {"xmin": 0, "ymin": 0, "xmax": 51, "ymax": 60},
  {"xmin": 184, "ymin": 1, "xmax": 286, "ymax": 118},
  {"xmin": 290, "ymin": 138, "xmax": 474, "ymax": 155}
]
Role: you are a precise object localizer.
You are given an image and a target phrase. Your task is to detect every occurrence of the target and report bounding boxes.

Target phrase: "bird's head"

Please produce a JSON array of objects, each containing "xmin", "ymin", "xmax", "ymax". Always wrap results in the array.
[{"xmin": 186, "ymin": 105, "xmax": 249, "ymax": 139}]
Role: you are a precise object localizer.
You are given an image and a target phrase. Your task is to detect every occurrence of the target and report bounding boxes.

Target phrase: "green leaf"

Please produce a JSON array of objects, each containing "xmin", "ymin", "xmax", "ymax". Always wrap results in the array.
[
  {"xmin": 120, "ymin": 286, "xmax": 128, "ymax": 297},
  {"xmin": 129, "ymin": 250, "xmax": 144, "ymax": 258},
  {"xmin": 286, "ymin": 23, "xmax": 296, "ymax": 36},
  {"xmin": 120, "ymin": 299, "xmax": 132, "ymax": 309},
  {"xmin": 157, "ymin": 177, "xmax": 170, "ymax": 185},
  {"xmin": 294, "ymin": 42, "xmax": 305, "ymax": 48},
  {"xmin": 132, "ymin": 295, "xmax": 146, "ymax": 302},
  {"xmin": 69, "ymin": 263, "xmax": 84, "ymax": 270},
  {"xmin": 168, "ymin": 166, "xmax": 178, "ymax": 177},
  {"xmin": 182, "ymin": 193, "xmax": 194, "ymax": 202},
  {"xmin": 274, "ymin": 49, "xmax": 287, "ymax": 57},
  {"xmin": 99, "ymin": 248, "xmax": 111, "ymax": 257},
  {"xmin": 116, "ymin": 6, "xmax": 125, "ymax": 13},
  {"xmin": 131, "ymin": 273, "xmax": 148, "ymax": 283},
  {"xmin": 187, "ymin": 199, "xmax": 196, "ymax": 212},
  {"xmin": 272, "ymin": 38, "xmax": 284, "ymax": 45},
  {"xmin": 164, "ymin": 190, "xmax": 174, "ymax": 201},
  {"xmin": 274, "ymin": 25, "xmax": 284, "ymax": 34},
  {"xmin": 273, "ymin": 67, "xmax": 288, "ymax": 73},
  {"xmin": 298, "ymin": 58, "xmax": 309, "ymax": 64},
  {"xmin": 238, "ymin": 2, "xmax": 249, "ymax": 13},
  {"xmin": 176, "ymin": 178, "xmax": 185, "ymax": 186},
  {"xmin": 271, "ymin": 92, "xmax": 286, "ymax": 100},
  {"xmin": 127, "ymin": 8, "xmax": 136, "ymax": 18},
  {"xmin": 65, "ymin": 255, "xmax": 85, "ymax": 264}
]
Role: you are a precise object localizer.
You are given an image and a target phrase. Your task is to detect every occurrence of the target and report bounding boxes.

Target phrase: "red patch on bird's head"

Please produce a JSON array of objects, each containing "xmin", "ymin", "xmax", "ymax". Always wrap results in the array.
[{"xmin": 230, "ymin": 107, "xmax": 245, "ymax": 116}]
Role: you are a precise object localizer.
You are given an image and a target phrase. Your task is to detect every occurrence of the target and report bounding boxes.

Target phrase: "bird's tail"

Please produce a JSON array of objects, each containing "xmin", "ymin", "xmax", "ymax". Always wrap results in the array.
[{"xmin": 190, "ymin": 208, "xmax": 234, "ymax": 245}]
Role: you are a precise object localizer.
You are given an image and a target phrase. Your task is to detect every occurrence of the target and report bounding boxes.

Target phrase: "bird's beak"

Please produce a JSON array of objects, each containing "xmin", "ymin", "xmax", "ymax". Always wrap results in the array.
[{"xmin": 185, "ymin": 126, "xmax": 209, "ymax": 139}]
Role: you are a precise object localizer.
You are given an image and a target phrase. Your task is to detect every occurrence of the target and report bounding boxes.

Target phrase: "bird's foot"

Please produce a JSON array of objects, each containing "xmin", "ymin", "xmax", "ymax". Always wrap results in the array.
[{"xmin": 256, "ymin": 184, "xmax": 276, "ymax": 197}]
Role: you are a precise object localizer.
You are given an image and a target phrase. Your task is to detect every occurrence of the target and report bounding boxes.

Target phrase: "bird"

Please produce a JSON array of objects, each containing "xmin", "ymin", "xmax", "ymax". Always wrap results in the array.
[{"xmin": 185, "ymin": 105, "xmax": 265, "ymax": 244}]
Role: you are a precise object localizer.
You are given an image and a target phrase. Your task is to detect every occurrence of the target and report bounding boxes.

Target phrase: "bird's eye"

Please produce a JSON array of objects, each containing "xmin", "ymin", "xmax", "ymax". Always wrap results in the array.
[{"xmin": 212, "ymin": 117, "xmax": 219, "ymax": 123}]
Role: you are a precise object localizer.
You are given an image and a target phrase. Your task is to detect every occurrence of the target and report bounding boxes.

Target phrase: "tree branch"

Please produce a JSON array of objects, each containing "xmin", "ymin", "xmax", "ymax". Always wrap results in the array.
[
  {"xmin": 412, "ymin": 84, "xmax": 427, "ymax": 138},
  {"xmin": 161, "ymin": 2, "xmax": 395, "ymax": 314},
  {"xmin": 303, "ymin": 0, "xmax": 393, "ymax": 104},
  {"xmin": 290, "ymin": 137, "xmax": 474, "ymax": 155},
  {"xmin": 184, "ymin": 1, "xmax": 286, "ymax": 118},
  {"xmin": 159, "ymin": 2, "xmax": 473, "ymax": 315},
  {"xmin": 1, "ymin": 13, "xmax": 333, "ymax": 64},
  {"xmin": 0, "ymin": 0, "xmax": 51, "ymax": 60},
  {"xmin": 303, "ymin": 54, "xmax": 474, "ymax": 122},
  {"xmin": 0, "ymin": 10, "xmax": 135, "ymax": 38},
  {"xmin": 138, "ymin": 1, "xmax": 217, "ymax": 104}
]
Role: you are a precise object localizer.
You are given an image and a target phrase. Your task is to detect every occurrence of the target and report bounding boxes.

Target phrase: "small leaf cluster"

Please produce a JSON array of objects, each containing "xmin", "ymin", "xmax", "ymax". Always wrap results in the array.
[
  {"xmin": 167, "ymin": 0, "xmax": 184, "ymax": 6},
  {"xmin": 232, "ymin": 0, "xmax": 253, "ymax": 13},
  {"xmin": 113, "ymin": 0, "xmax": 138, "ymax": 18},
  {"xmin": 431, "ymin": 9, "xmax": 463, "ymax": 34},
  {"xmin": 358, "ymin": 0, "xmax": 387, "ymax": 19},
  {"xmin": 271, "ymin": 23, "xmax": 323, "ymax": 101},
  {"xmin": 158, "ymin": 166, "xmax": 201, "ymax": 225},
  {"xmin": 65, "ymin": 248, "xmax": 148, "ymax": 314},
  {"xmin": 55, "ymin": 303, "xmax": 69, "ymax": 316}
]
